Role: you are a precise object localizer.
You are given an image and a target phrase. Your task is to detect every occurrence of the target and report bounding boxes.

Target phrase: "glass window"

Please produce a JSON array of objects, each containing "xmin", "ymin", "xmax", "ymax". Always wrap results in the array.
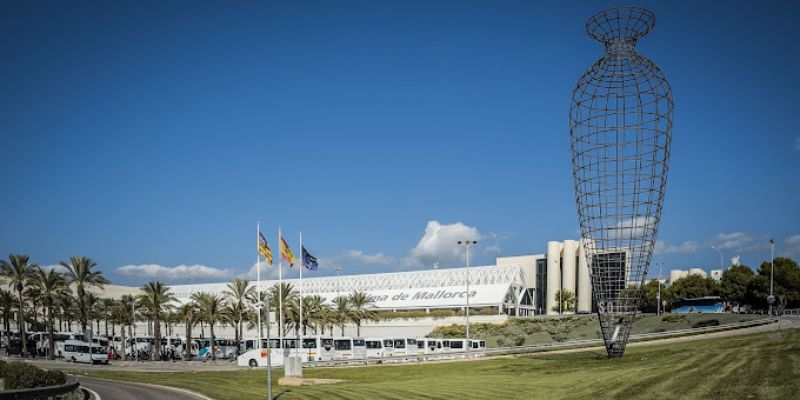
[
  {"xmin": 451, "ymin": 341, "xmax": 463, "ymax": 349},
  {"xmin": 353, "ymin": 339, "xmax": 365, "ymax": 347},
  {"xmin": 393, "ymin": 340, "xmax": 405, "ymax": 349},
  {"xmin": 417, "ymin": 341, "xmax": 425, "ymax": 349},
  {"xmin": 407, "ymin": 339, "xmax": 417, "ymax": 346},
  {"xmin": 303, "ymin": 339, "xmax": 317, "ymax": 349},
  {"xmin": 268, "ymin": 339, "xmax": 281, "ymax": 349},
  {"xmin": 366, "ymin": 341, "xmax": 381, "ymax": 349},
  {"xmin": 282, "ymin": 340, "xmax": 297, "ymax": 349},
  {"xmin": 334, "ymin": 340, "xmax": 352, "ymax": 351},
  {"xmin": 321, "ymin": 339, "xmax": 333, "ymax": 348},
  {"xmin": 383, "ymin": 340, "xmax": 393, "ymax": 347},
  {"xmin": 173, "ymin": 339, "xmax": 182, "ymax": 347},
  {"xmin": 65, "ymin": 345, "xmax": 74, "ymax": 352}
]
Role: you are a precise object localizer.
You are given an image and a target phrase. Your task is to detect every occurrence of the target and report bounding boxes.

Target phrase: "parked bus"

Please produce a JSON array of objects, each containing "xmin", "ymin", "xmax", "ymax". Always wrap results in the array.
[
  {"xmin": 672, "ymin": 296, "xmax": 725, "ymax": 314},
  {"xmin": 63, "ymin": 340, "xmax": 108, "ymax": 364}
]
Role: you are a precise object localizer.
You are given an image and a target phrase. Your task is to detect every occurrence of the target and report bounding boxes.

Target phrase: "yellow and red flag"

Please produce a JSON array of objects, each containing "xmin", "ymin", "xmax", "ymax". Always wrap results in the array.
[
  {"xmin": 258, "ymin": 231, "xmax": 273, "ymax": 265},
  {"xmin": 280, "ymin": 236, "xmax": 295, "ymax": 267}
]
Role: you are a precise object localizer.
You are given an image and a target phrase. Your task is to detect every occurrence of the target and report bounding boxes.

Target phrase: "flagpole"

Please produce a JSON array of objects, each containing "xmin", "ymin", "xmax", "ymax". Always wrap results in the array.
[
  {"xmin": 299, "ymin": 231, "xmax": 303, "ymax": 358},
  {"xmin": 278, "ymin": 226, "xmax": 283, "ymax": 354},
  {"xmin": 256, "ymin": 221, "xmax": 262, "ymax": 349}
]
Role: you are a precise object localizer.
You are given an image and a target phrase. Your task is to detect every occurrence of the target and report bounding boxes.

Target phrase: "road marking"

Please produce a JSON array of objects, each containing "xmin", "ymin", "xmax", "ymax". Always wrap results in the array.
[{"xmin": 83, "ymin": 386, "xmax": 102, "ymax": 400}]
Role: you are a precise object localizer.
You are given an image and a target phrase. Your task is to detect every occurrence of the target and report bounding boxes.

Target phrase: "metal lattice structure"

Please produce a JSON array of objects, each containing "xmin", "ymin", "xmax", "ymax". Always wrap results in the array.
[{"xmin": 569, "ymin": 7, "xmax": 673, "ymax": 358}]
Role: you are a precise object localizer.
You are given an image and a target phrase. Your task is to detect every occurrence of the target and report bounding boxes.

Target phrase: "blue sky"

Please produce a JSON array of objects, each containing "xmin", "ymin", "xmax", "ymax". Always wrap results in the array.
[{"xmin": 1, "ymin": 1, "xmax": 798, "ymax": 286}]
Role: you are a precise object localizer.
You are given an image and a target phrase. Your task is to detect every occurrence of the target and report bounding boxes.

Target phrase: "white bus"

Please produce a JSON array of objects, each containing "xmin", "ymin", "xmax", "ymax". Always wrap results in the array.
[
  {"xmin": 352, "ymin": 338, "xmax": 366, "ymax": 359},
  {"xmin": 63, "ymin": 340, "xmax": 108, "ymax": 364}
]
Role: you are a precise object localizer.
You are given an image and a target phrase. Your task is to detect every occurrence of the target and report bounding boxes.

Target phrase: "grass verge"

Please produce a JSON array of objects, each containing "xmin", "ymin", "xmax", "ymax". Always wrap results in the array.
[{"xmin": 76, "ymin": 328, "xmax": 799, "ymax": 400}]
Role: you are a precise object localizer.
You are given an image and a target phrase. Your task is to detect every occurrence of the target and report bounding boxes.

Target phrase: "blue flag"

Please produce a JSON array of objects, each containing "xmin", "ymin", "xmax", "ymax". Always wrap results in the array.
[{"xmin": 302, "ymin": 246, "xmax": 318, "ymax": 271}]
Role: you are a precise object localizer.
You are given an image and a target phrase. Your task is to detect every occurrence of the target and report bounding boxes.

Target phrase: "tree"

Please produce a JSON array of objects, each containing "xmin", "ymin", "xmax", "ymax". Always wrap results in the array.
[
  {"xmin": 348, "ymin": 291, "xmax": 379, "ymax": 337},
  {"xmin": 224, "ymin": 278, "xmax": 254, "ymax": 346},
  {"xmin": 109, "ymin": 299, "xmax": 132, "ymax": 361},
  {"xmin": 32, "ymin": 267, "xmax": 67, "ymax": 359},
  {"xmin": 178, "ymin": 301, "xmax": 198, "ymax": 360},
  {"xmin": 0, "ymin": 254, "xmax": 36, "ymax": 356},
  {"xmin": 721, "ymin": 265, "xmax": 755, "ymax": 309},
  {"xmin": 333, "ymin": 296, "xmax": 350, "ymax": 336},
  {"xmin": 194, "ymin": 292, "xmax": 226, "ymax": 360},
  {"xmin": 666, "ymin": 274, "xmax": 721, "ymax": 301},
  {"xmin": 137, "ymin": 281, "xmax": 176, "ymax": 361},
  {"xmin": 551, "ymin": 289, "xmax": 577, "ymax": 313},
  {"xmin": 0, "ymin": 290, "xmax": 14, "ymax": 342},
  {"xmin": 639, "ymin": 279, "xmax": 668, "ymax": 313},
  {"xmin": 60, "ymin": 256, "xmax": 109, "ymax": 332},
  {"xmin": 269, "ymin": 282, "xmax": 296, "ymax": 336},
  {"xmin": 757, "ymin": 257, "xmax": 800, "ymax": 309}
]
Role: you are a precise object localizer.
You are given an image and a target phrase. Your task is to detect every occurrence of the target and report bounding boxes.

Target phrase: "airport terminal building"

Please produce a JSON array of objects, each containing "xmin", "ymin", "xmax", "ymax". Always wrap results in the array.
[{"xmin": 169, "ymin": 239, "xmax": 607, "ymax": 317}]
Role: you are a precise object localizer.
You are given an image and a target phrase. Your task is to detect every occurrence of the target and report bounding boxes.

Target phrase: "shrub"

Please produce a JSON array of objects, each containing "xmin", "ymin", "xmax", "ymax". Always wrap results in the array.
[
  {"xmin": 692, "ymin": 319, "xmax": 720, "ymax": 328},
  {"xmin": 4, "ymin": 362, "xmax": 66, "ymax": 390},
  {"xmin": 661, "ymin": 313, "xmax": 687, "ymax": 323},
  {"xmin": 0, "ymin": 359, "xmax": 7, "ymax": 379}
]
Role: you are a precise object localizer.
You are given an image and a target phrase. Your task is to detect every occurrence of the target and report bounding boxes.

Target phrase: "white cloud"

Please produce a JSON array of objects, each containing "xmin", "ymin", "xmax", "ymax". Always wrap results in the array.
[
  {"xmin": 710, "ymin": 232, "xmax": 768, "ymax": 252},
  {"xmin": 654, "ymin": 240, "xmax": 700, "ymax": 255},
  {"xmin": 783, "ymin": 234, "xmax": 800, "ymax": 258},
  {"xmin": 116, "ymin": 264, "xmax": 231, "ymax": 282},
  {"xmin": 40, "ymin": 264, "xmax": 69, "ymax": 272},
  {"xmin": 406, "ymin": 221, "xmax": 482, "ymax": 268},
  {"xmin": 241, "ymin": 261, "xmax": 282, "ymax": 280}
]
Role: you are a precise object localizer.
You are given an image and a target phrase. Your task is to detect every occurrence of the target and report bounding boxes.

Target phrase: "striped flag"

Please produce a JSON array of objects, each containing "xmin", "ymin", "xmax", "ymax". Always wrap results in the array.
[
  {"xmin": 258, "ymin": 231, "xmax": 273, "ymax": 265},
  {"xmin": 280, "ymin": 236, "xmax": 295, "ymax": 267}
]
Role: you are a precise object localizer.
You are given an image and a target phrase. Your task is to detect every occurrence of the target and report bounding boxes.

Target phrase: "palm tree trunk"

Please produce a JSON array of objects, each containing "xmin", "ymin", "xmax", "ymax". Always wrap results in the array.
[
  {"xmin": 153, "ymin": 317, "xmax": 161, "ymax": 361},
  {"xmin": 47, "ymin": 304, "xmax": 55, "ymax": 360},
  {"xmin": 120, "ymin": 323, "xmax": 127, "ymax": 361},
  {"xmin": 78, "ymin": 286, "xmax": 86, "ymax": 332},
  {"xmin": 184, "ymin": 314, "xmax": 192, "ymax": 361},
  {"xmin": 356, "ymin": 322, "xmax": 360, "ymax": 337},
  {"xmin": 210, "ymin": 323, "xmax": 216, "ymax": 361},
  {"xmin": 18, "ymin": 288, "xmax": 27, "ymax": 356}
]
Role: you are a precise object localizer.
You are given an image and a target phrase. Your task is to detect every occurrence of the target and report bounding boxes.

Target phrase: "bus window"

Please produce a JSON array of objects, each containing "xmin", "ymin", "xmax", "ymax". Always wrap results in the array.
[
  {"xmin": 393, "ymin": 340, "xmax": 405, "ymax": 349},
  {"xmin": 353, "ymin": 339, "xmax": 365, "ymax": 347},
  {"xmin": 366, "ymin": 341, "xmax": 381, "ymax": 349},
  {"xmin": 418, "ymin": 341, "xmax": 425, "ymax": 349},
  {"xmin": 407, "ymin": 339, "xmax": 417, "ymax": 346},
  {"xmin": 383, "ymin": 340, "xmax": 393, "ymax": 348},
  {"xmin": 321, "ymin": 339, "xmax": 333, "ymax": 348},
  {"xmin": 302, "ymin": 339, "xmax": 317, "ymax": 349},
  {"xmin": 451, "ymin": 341, "xmax": 463, "ymax": 349},
  {"xmin": 334, "ymin": 340, "xmax": 352, "ymax": 351}
]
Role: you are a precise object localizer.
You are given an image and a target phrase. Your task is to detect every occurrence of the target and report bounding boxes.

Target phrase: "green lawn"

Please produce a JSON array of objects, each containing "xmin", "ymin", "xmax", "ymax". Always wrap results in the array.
[{"xmin": 78, "ymin": 329, "xmax": 799, "ymax": 400}]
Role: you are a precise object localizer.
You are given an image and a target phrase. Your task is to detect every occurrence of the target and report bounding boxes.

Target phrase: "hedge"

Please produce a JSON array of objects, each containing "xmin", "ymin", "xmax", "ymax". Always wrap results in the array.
[{"xmin": 3, "ymin": 362, "xmax": 66, "ymax": 390}]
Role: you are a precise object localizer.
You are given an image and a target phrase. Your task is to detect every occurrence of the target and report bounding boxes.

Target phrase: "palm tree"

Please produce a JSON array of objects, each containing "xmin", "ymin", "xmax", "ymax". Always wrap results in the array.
[
  {"xmin": 348, "ymin": 291, "xmax": 379, "ymax": 337},
  {"xmin": 246, "ymin": 290, "xmax": 269, "ymax": 339},
  {"xmin": 84, "ymin": 292, "xmax": 101, "ymax": 333},
  {"xmin": 193, "ymin": 292, "xmax": 226, "ymax": 361},
  {"xmin": 109, "ymin": 300, "xmax": 131, "ymax": 361},
  {"xmin": 178, "ymin": 301, "xmax": 198, "ymax": 360},
  {"xmin": 300, "ymin": 295, "xmax": 324, "ymax": 335},
  {"xmin": 56, "ymin": 291, "xmax": 75, "ymax": 331},
  {"xmin": 31, "ymin": 267, "xmax": 67, "ymax": 359},
  {"xmin": 0, "ymin": 290, "xmax": 14, "ymax": 341},
  {"xmin": 223, "ymin": 278, "xmax": 254, "ymax": 346},
  {"xmin": 269, "ymin": 282, "xmax": 296, "ymax": 336},
  {"xmin": 317, "ymin": 303, "xmax": 336, "ymax": 336},
  {"xmin": 0, "ymin": 254, "xmax": 36, "ymax": 356},
  {"xmin": 60, "ymin": 256, "xmax": 109, "ymax": 332},
  {"xmin": 137, "ymin": 281, "xmax": 176, "ymax": 361},
  {"xmin": 333, "ymin": 296, "xmax": 350, "ymax": 336},
  {"xmin": 96, "ymin": 298, "xmax": 116, "ymax": 337}
]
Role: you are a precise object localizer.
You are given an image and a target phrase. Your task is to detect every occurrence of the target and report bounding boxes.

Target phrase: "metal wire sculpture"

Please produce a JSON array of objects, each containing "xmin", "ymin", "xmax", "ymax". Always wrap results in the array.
[{"xmin": 569, "ymin": 7, "xmax": 673, "ymax": 358}]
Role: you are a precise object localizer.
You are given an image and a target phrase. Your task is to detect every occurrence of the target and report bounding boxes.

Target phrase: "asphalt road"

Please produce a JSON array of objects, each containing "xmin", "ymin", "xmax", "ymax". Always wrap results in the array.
[{"xmin": 79, "ymin": 376, "xmax": 209, "ymax": 400}]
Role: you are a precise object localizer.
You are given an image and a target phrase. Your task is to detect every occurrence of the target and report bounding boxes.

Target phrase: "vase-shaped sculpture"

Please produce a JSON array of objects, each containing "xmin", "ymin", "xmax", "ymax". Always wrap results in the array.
[{"xmin": 569, "ymin": 7, "xmax": 673, "ymax": 358}]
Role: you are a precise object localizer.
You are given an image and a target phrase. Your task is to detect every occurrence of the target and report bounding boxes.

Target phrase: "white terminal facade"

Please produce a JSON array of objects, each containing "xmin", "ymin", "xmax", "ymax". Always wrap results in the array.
[{"xmin": 168, "ymin": 239, "xmax": 605, "ymax": 316}]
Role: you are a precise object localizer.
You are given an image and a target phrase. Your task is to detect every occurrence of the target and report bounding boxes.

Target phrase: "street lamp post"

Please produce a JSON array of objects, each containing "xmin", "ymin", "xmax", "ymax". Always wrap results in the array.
[
  {"xmin": 769, "ymin": 238, "xmax": 775, "ymax": 315},
  {"xmin": 656, "ymin": 261, "xmax": 663, "ymax": 316},
  {"xmin": 251, "ymin": 297, "xmax": 272, "ymax": 400},
  {"xmin": 457, "ymin": 240, "xmax": 477, "ymax": 358}
]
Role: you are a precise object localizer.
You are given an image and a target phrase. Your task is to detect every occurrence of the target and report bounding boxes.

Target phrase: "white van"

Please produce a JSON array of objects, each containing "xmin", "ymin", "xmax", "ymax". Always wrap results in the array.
[
  {"xmin": 63, "ymin": 340, "xmax": 108, "ymax": 364},
  {"xmin": 333, "ymin": 338, "xmax": 354, "ymax": 360},
  {"xmin": 365, "ymin": 338, "xmax": 385, "ymax": 358}
]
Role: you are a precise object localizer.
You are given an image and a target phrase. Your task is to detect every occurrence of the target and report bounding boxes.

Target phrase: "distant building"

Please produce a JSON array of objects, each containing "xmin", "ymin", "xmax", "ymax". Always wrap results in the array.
[
  {"xmin": 668, "ymin": 267, "xmax": 709, "ymax": 285},
  {"xmin": 710, "ymin": 269, "xmax": 723, "ymax": 282}
]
